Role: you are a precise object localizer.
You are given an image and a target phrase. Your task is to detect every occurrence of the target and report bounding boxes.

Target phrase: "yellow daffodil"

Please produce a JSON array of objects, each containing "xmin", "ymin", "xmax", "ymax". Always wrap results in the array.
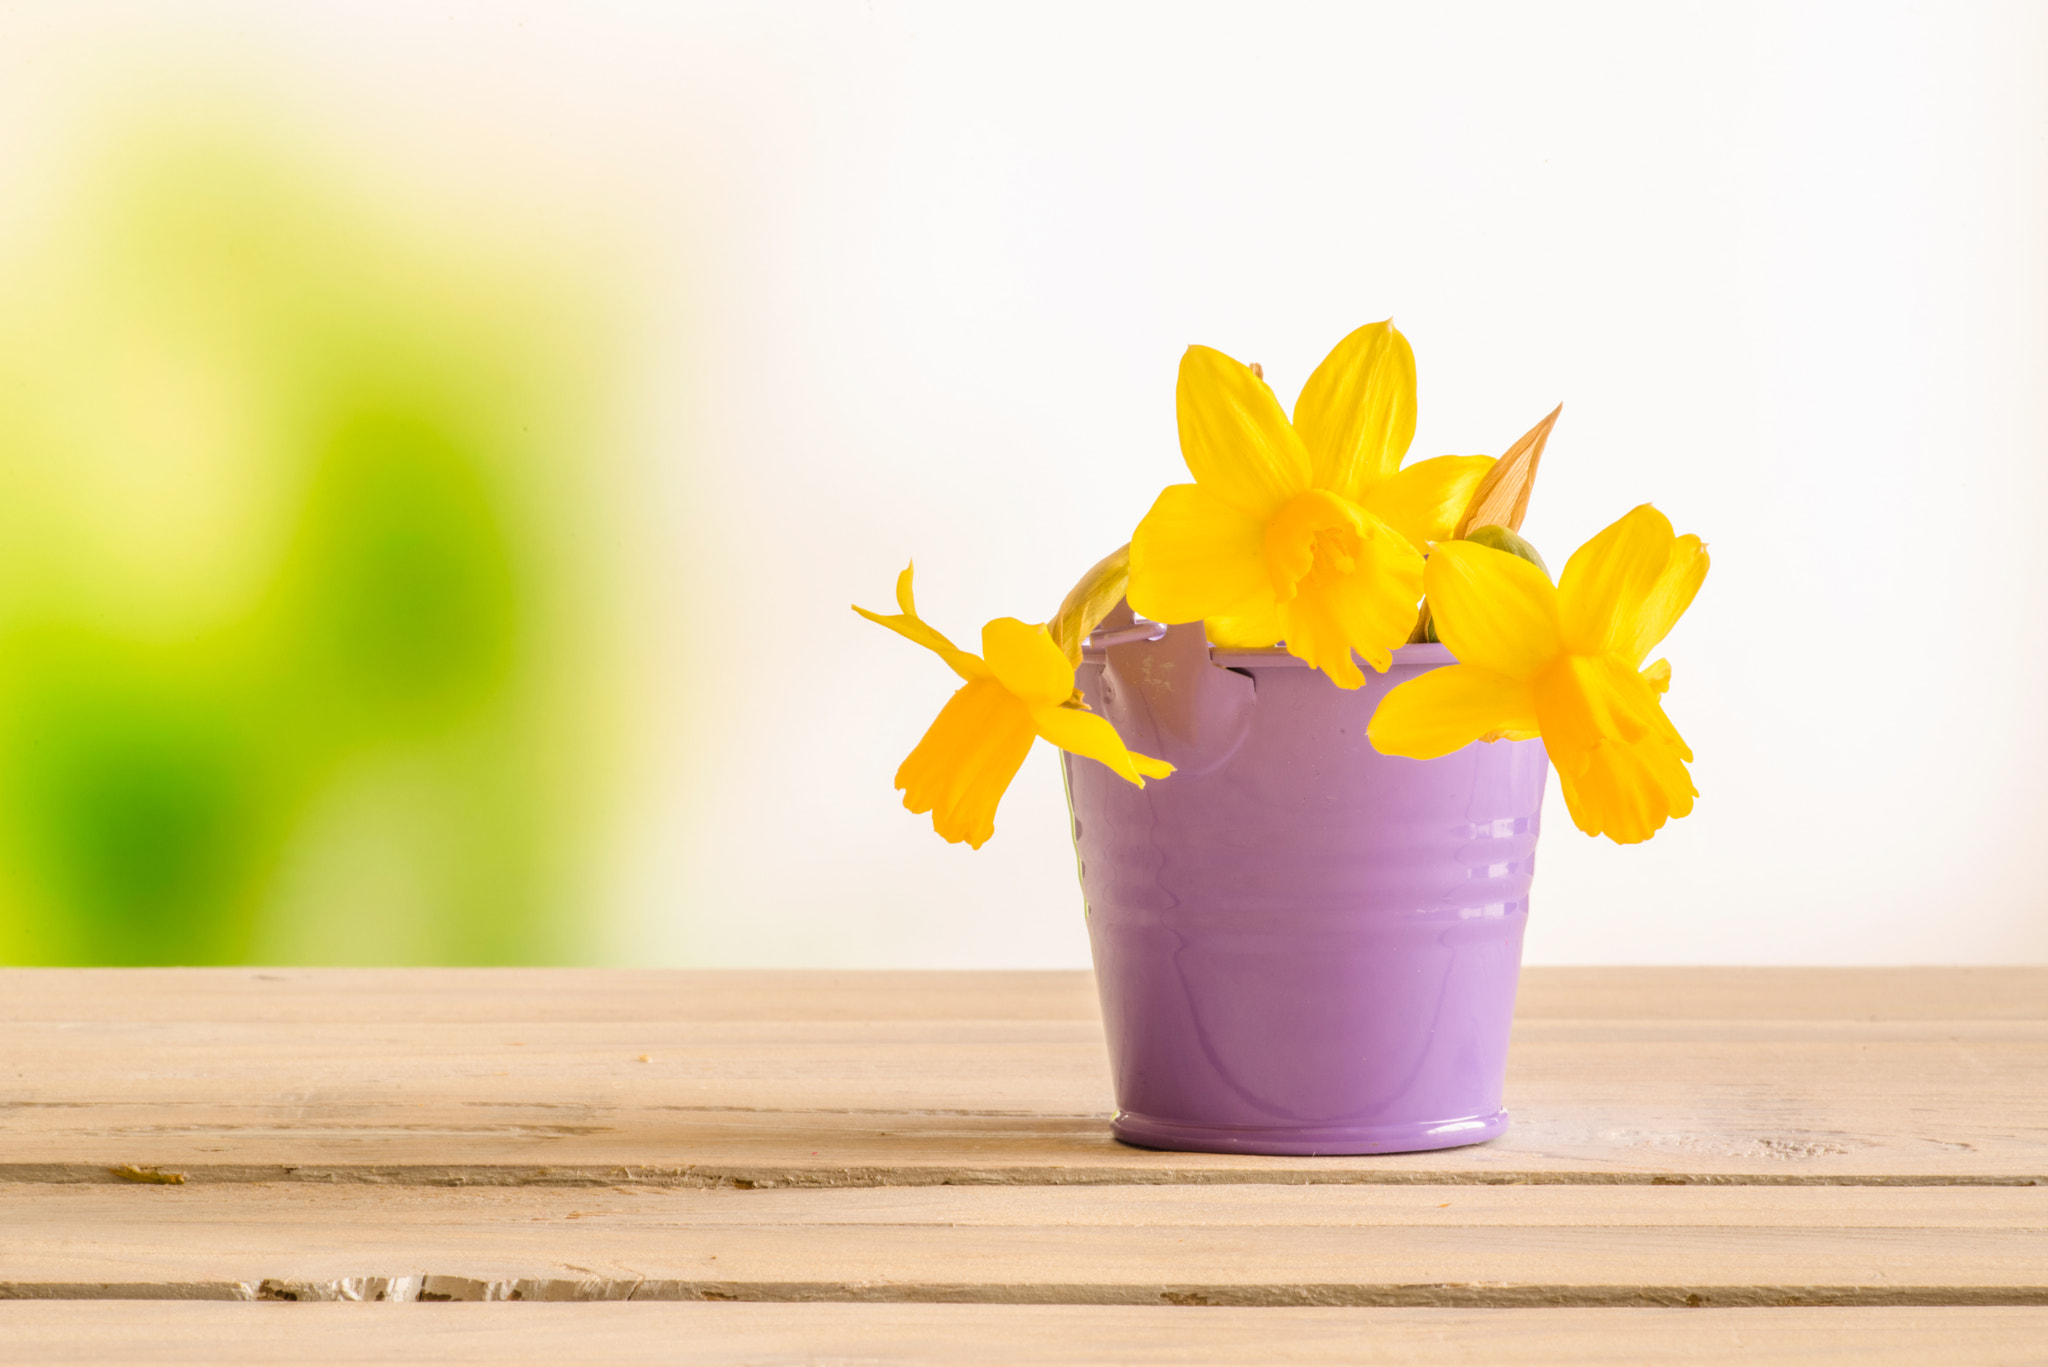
[
  {"xmin": 1367, "ymin": 504, "xmax": 1708, "ymax": 844},
  {"xmin": 1127, "ymin": 321, "xmax": 1495, "ymax": 688},
  {"xmin": 856, "ymin": 566, "xmax": 1173, "ymax": 848}
]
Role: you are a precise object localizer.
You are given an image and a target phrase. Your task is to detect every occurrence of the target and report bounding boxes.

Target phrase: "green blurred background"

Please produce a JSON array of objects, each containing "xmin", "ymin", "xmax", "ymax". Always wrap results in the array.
[
  {"xmin": 0, "ymin": 107, "xmax": 619, "ymax": 966},
  {"xmin": 7, "ymin": 4, "xmax": 2044, "ymax": 971}
]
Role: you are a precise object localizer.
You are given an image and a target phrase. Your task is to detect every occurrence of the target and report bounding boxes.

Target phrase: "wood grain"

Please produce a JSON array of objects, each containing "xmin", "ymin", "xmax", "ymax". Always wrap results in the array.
[
  {"xmin": 3, "ymin": 1183, "xmax": 2044, "ymax": 1307},
  {"xmin": 3, "ymin": 969, "xmax": 2042, "ymax": 1187},
  {"xmin": 4, "ymin": 1304, "xmax": 2045, "ymax": 1366}
]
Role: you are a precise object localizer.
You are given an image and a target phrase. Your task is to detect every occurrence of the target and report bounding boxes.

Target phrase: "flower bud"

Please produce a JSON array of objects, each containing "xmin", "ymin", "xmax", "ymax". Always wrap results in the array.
[{"xmin": 1460, "ymin": 523, "xmax": 1550, "ymax": 576}]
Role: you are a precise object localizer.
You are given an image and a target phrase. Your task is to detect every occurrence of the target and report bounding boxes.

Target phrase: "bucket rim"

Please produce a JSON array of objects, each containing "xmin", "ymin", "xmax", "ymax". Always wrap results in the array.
[
  {"xmin": 1081, "ymin": 624, "xmax": 1456, "ymax": 670},
  {"xmin": 1209, "ymin": 641, "xmax": 1456, "ymax": 669}
]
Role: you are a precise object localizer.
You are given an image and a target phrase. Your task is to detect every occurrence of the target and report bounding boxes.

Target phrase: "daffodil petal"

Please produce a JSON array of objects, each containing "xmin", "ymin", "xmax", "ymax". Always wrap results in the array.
[
  {"xmin": 894, "ymin": 677, "xmax": 1037, "ymax": 849},
  {"xmin": 853, "ymin": 564, "xmax": 988, "ymax": 683},
  {"xmin": 1642, "ymin": 657, "xmax": 1672, "ymax": 694},
  {"xmin": 1292, "ymin": 319, "xmax": 1417, "ymax": 498},
  {"xmin": 1274, "ymin": 512, "xmax": 1425, "ymax": 687},
  {"xmin": 1128, "ymin": 482, "xmax": 1273, "ymax": 625},
  {"xmin": 1176, "ymin": 345, "xmax": 1311, "ymax": 517},
  {"xmin": 1628, "ymin": 535, "xmax": 1709, "ymax": 667},
  {"xmin": 1558, "ymin": 504, "xmax": 1697, "ymax": 660},
  {"xmin": 1367, "ymin": 663, "xmax": 1539, "ymax": 759},
  {"xmin": 1361, "ymin": 454, "xmax": 1496, "ymax": 549},
  {"xmin": 1030, "ymin": 703, "xmax": 1173, "ymax": 785},
  {"xmin": 981, "ymin": 617, "xmax": 1074, "ymax": 709},
  {"xmin": 1206, "ymin": 599, "xmax": 1284, "ymax": 649},
  {"xmin": 1424, "ymin": 541, "xmax": 1562, "ymax": 681}
]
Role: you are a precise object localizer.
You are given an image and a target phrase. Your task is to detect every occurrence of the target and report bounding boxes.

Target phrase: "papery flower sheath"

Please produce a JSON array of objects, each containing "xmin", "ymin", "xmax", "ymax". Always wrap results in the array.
[
  {"xmin": 856, "ymin": 566, "xmax": 1173, "ymax": 848},
  {"xmin": 1367, "ymin": 505, "xmax": 1708, "ymax": 843},
  {"xmin": 1126, "ymin": 321, "xmax": 1494, "ymax": 688}
]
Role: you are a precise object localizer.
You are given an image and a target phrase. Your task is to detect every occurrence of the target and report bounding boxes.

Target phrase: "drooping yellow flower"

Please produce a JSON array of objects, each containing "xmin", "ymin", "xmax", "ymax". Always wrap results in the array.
[
  {"xmin": 1126, "ymin": 321, "xmax": 1495, "ymax": 688},
  {"xmin": 856, "ymin": 566, "xmax": 1173, "ymax": 848},
  {"xmin": 1367, "ymin": 505, "xmax": 1709, "ymax": 844}
]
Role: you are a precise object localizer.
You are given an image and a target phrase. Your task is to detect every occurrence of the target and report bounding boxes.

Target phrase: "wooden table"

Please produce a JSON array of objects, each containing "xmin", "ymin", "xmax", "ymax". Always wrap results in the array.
[{"xmin": 2, "ymin": 968, "xmax": 2045, "ymax": 1363}]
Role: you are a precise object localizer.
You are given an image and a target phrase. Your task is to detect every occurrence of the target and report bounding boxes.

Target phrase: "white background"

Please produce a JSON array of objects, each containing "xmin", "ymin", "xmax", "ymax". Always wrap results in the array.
[{"xmin": 3, "ymin": 2, "xmax": 2045, "ymax": 966}]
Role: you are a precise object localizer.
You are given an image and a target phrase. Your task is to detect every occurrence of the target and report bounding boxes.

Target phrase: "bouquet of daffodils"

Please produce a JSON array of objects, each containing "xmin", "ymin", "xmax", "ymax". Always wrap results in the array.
[{"xmin": 858, "ymin": 321, "xmax": 1706, "ymax": 849}]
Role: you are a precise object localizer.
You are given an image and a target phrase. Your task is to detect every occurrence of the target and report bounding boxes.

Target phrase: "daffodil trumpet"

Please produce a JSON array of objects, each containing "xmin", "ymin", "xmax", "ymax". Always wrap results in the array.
[
  {"xmin": 1126, "ymin": 320, "xmax": 1495, "ymax": 689},
  {"xmin": 1367, "ymin": 504, "xmax": 1708, "ymax": 845},
  {"xmin": 854, "ymin": 564, "xmax": 1172, "ymax": 848}
]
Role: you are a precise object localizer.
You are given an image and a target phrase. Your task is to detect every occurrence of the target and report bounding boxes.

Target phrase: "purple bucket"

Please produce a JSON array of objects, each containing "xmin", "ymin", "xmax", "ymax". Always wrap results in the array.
[{"xmin": 1062, "ymin": 623, "xmax": 1549, "ymax": 1156}]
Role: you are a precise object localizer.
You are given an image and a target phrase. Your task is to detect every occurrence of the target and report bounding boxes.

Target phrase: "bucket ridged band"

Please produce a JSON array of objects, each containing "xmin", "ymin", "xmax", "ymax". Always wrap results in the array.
[{"xmin": 1062, "ymin": 627, "xmax": 1548, "ymax": 1156}]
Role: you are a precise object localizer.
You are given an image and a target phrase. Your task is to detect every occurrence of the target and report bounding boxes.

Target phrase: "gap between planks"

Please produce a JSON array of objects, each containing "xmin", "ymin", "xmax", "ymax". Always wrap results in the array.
[
  {"xmin": 5, "ymin": 1163, "xmax": 2046, "ymax": 1189},
  {"xmin": 9, "ymin": 1280, "xmax": 2047, "ymax": 1308}
]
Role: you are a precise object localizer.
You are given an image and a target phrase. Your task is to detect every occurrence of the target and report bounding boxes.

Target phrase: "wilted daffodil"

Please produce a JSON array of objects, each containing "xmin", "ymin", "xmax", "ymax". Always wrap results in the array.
[
  {"xmin": 1127, "ymin": 321, "xmax": 1495, "ymax": 688},
  {"xmin": 856, "ymin": 565, "xmax": 1173, "ymax": 848},
  {"xmin": 1367, "ymin": 504, "xmax": 1708, "ymax": 844}
]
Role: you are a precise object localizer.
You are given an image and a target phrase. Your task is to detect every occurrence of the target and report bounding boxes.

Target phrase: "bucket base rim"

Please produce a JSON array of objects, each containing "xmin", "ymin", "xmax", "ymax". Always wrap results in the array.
[{"xmin": 1110, "ymin": 1108, "xmax": 1508, "ymax": 1157}]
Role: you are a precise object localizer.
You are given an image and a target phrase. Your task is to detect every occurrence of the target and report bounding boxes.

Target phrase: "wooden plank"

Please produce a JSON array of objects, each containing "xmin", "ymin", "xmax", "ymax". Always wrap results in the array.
[
  {"xmin": 1512, "ymin": 967, "xmax": 2048, "ymax": 1021},
  {"xmin": 5, "ymin": 1304, "xmax": 2048, "ymax": 1367},
  {"xmin": 2, "ymin": 1183, "xmax": 2044, "ymax": 1306},
  {"xmin": 2, "ymin": 968, "xmax": 2043, "ymax": 1184}
]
